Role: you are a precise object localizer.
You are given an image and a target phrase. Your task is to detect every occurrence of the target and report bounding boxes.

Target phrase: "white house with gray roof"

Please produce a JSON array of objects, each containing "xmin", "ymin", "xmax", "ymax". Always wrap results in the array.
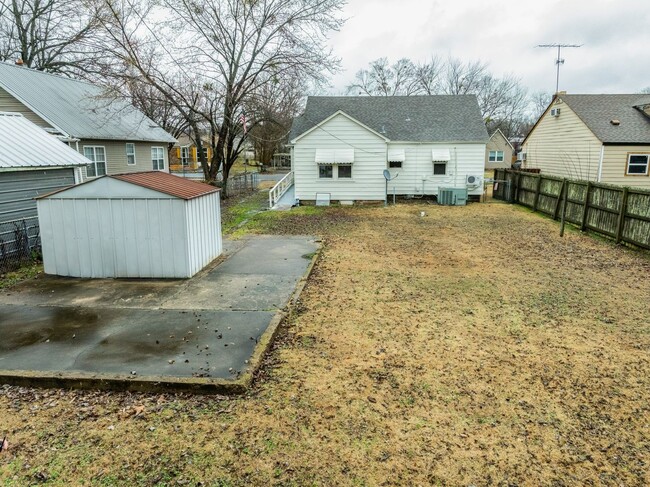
[
  {"xmin": 522, "ymin": 93, "xmax": 650, "ymax": 188},
  {"xmin": 287, "ymin": 95, "xmax": 488, "ymax": 204},
  {"xmin": 0, "ymin": 62, "xmax": 176, "ymax": 180}
]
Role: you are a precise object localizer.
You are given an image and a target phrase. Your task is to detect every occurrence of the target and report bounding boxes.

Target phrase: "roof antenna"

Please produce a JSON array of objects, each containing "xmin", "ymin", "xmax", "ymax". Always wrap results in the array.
[{"xmin": 536, "ymin": 43, "xmax": 582, "ymax": 93}]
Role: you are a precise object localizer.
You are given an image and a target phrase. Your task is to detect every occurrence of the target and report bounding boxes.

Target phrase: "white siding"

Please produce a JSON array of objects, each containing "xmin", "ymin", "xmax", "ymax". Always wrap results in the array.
[
  {"xmin": 293, "ymin": 113, "xmax": 387, "ymax": 202},
  {"xmin": 386, "ymin": 143, "xmax": 486, "ymax": 196},
  {"xmin": 523, "ymin": 101, "xmax": 602, "ymax": 181},
  {"xmin": 38, "ymin": 197, "xmax": 191, "ymax": 278},
  {"xmin": 185, "ymin": 191, "xmax": 222, "ymax": 276}
]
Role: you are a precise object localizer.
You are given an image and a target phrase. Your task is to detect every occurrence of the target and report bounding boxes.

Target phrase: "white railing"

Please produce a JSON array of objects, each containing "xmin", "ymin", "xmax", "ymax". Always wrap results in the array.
[{"xmin": 269, "ymin": 171, "xmax": 294, "ymax": 208}]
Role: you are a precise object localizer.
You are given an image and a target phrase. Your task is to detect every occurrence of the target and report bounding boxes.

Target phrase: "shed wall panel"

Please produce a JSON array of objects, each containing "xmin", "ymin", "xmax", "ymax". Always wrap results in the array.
[{"xmin": 38, "ymin": 197, "xmax": 190, "ymax": 278}]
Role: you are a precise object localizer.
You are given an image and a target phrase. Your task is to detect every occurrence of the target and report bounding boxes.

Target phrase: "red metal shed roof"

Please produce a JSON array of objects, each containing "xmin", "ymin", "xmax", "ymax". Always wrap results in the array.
[{"xmin": 111, "ymin": 171, "xmax": 219, "ymax": 200}]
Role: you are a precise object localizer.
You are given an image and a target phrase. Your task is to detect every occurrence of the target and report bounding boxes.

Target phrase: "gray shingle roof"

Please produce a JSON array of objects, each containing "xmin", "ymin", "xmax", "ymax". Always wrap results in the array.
[
  {"xmin": 290, "ymin": 95, "xmax": 488, "ymax": 143},
  {"xmin": 560, "ymin": 94, "xmax": 650, "ymax": 144},
  {"xmin": 0, "ymin": 62, "xmax": 176, "ymax": 143}
]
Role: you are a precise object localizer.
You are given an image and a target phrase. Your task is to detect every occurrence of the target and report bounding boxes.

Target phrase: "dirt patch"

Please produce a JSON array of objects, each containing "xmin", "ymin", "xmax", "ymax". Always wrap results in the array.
[{"xmin": 1, "ymin": 201, "xmax": 649, "ymax": 485}]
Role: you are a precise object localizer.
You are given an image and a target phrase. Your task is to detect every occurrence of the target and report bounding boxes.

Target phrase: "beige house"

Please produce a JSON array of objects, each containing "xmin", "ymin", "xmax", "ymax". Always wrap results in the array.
[
  {"xmin": 0, "ymin": 62, "xmax": 176, "ymax": 181},
  {"xmin": 485, "ymin": 129, "xmax": 514, "ymax": 169},
  {"xmin": 522, "ymin": 93, "xmax": 650, "ymax": 188}
]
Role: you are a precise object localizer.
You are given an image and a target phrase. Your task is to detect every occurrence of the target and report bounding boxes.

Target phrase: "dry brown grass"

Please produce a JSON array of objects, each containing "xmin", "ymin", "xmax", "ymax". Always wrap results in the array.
[{"xmin": 1, "ymin": 201, "xmax": 649, "ymax": 486}]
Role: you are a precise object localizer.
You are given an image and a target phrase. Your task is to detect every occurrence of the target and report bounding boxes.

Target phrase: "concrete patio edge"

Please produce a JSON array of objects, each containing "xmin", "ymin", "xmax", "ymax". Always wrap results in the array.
[{"xmin": 0, "ymin": 239, "xmax": 323, "ymax": 395}]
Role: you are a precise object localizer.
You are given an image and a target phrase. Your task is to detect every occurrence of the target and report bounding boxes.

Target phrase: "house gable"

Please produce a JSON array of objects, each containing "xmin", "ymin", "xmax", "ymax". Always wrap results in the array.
[
  {"xmin": 523, "ymin": 100, "xmax": 602, "ymax": 181},
  {"xmin": 0, "ymin": 86, "xmax": 57, "ymax": 131},
  {"xmin": 290, "ymin": 110, "xmax": 390, "ymax": 144}
]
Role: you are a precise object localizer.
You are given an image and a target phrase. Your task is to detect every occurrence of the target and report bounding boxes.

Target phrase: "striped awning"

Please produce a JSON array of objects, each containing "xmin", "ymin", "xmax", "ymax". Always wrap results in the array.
[
  {"xmin": 432, "ymin": 149, "xmax": 451, "ymax": 162},
  {"xmin": 387, "ymin": 149, "xmax": 405, "ymax": 163},
  {"xmin": 315, "ymin": 148, "xmax": 355, "ymax": 165}
]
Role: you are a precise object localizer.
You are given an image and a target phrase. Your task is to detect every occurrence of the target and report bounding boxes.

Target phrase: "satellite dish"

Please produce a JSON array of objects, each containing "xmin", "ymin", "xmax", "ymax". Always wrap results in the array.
[{"xmin": 383, "ymin": 169, "xmax": 391, "ymax": 180}]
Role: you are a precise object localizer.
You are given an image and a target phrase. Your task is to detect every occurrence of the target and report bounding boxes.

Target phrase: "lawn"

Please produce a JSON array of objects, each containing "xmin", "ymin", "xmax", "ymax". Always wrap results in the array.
[{"xmin": 1, "ymin": 195, "xmax": 649, "ymax": 486}]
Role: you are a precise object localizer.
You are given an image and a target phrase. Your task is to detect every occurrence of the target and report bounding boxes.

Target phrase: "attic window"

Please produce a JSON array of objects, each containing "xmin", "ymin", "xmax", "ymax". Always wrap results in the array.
[{"xmin": 610, "ymin": 119, "xmax": 621, "ymax": 126}]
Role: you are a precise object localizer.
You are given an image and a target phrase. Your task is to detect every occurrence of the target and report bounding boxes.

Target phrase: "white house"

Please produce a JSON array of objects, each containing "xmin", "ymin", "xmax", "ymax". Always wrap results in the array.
[{"xmin": 287, "ymin": 96, "xmax": 488, "ymax": 204}]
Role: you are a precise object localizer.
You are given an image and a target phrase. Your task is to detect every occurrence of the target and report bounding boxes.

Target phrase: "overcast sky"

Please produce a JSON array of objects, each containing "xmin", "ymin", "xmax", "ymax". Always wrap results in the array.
[{"xmin": 325, "ymin": 0, "xmax": 650, "ymax": 96}]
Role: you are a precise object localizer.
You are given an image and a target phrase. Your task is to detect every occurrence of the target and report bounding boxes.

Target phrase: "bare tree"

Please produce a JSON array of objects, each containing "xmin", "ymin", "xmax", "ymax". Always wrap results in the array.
[
  {"xmin": 0, "ymin": 0, "xmax": 104, "ymax": 74},
  {"xmin": 347, "ymin": 57, "xmax": 423, "ymax": 96},
  {"xmin": 247, "ymin": 72, "xmax": 306, "ymax": 166},
  {"xmin": 530, "ymin": 91, "xmax": 552, "ymax": 120},
  {"xmin": 97, "ymin": 0, "xmax": 344, "ymax": 195}
]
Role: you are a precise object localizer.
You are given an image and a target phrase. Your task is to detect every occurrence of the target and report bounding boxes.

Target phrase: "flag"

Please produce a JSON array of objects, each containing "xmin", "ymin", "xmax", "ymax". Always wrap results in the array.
[{"xmin": 239, "ymin": 113, "xmax": 247, "ymax": 134}]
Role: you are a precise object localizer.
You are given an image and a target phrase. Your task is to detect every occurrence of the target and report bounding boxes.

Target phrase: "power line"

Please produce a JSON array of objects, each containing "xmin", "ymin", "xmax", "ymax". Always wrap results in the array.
[{"xmin": 537, "ymin": 43, "xmax": 582, "ymax": 93}]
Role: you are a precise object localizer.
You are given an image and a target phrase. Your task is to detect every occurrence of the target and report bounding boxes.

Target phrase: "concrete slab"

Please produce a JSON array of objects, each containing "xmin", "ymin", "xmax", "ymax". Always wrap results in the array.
[{"xmin": 0, "ymin": 236, "xmax": 320, "ymax": 393}]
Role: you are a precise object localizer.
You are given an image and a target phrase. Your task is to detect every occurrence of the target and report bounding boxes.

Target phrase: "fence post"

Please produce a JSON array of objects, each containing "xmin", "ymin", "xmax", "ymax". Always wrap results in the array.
[
  {"xmin": 615, "ymin": 187, "xmax": 630, "ymax": 244},
  {"xmin": 554, "ymin": 179, "xmax": 566, "ymax": 220},
  {"xmin": 581, "ymin": 181, "xmax": 592, "ymax": 231},
  {"xmin": 533, "ymin": 175, "xmax": 542, "ymax": 212},
  {"xmin": 514, "ymin": 172, "xmax": 521, "ymax": 203}
]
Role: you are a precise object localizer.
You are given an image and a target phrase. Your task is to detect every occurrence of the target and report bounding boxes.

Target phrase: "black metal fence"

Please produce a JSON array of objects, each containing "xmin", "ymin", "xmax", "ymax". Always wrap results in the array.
[
  {"xmin": 493, "ymin": 169, "xmax": 650, "ymax": 250},
  {"xmin": 0, "ymin": 217, "xmax": 41, "ymax": 271},
  {"xmin": 221, "ymin": 172, "xmax": 259, "ymax": 197}
]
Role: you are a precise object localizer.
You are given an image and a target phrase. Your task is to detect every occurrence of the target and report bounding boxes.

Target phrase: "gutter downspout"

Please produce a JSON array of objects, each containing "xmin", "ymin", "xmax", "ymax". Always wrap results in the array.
[{"xmin": 597, "ymin": 145, "xmax": 604, "ymax": 182}]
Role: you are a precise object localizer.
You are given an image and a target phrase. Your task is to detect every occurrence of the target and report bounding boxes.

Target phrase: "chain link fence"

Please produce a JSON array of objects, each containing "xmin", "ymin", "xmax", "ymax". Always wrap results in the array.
[{"xmin": 0, "ymin": 217, "xmax": 41, "ymax": 272}]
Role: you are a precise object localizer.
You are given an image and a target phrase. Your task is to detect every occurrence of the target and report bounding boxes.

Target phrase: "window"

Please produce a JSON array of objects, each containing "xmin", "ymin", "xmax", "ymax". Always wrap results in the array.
[
  {"xmin": 83, "ymin": 146, "xmax": 106, "ymax": 177},
  {"xmin": 181, "ymin": 146, "xmax": 190, "ymax": 166},
  {"xmin": 626, "ymin": 154, "xmax": 649, "ymax": 175},
  {"xmin": 389, "ymin": 160, "xmax": 402, "ymax": 168},
  {"xmin": 319, "ymin": 165, "xmax": 333, "ymax": 178},
  {"xmin": 489, "ymin": 151, "xmax": 504, "ymax": 162},
  {"xmin": 199, "ymin": 147, "xmax": 208, "ymax": 161},
  {"xmin": 151, "ymin": 147, "xmax": 165, "ymax": 170},
  {"xmin": 338, "ymin": 165, "xmax": 352, "ymax": 178},
  {"xmin": 126, "ymin": 143, "xmax": 136, "ymax": 165},
  {"xmin": 433, "ymin": 163, "xmax": 447, "ymax": 175}
]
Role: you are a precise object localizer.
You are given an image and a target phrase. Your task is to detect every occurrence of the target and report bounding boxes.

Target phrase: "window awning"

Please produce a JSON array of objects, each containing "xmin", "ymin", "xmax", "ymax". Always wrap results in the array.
[
  {"xmin": 315, "ymin": 148, "xmax": 355, "ymax": 165},
  {"xmin": 432, "ymin": 149, "xmax": 451, "ymax": 162},
  {"xmin": 387, "ymin": 149, "xmax": 405, "ymax": 163}
]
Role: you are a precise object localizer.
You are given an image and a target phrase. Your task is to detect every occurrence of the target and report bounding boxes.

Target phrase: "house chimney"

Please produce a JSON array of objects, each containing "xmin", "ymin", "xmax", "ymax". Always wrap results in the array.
[{"xmin": 15, "ymin": 59, "xmax": 23, "ymax": 66}]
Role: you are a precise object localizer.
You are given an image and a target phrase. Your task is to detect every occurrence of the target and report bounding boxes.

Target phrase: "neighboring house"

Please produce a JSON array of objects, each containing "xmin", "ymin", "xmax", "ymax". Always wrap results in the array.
[
  {"xmin": 485, "ymin": 129, "xmax": 514, "ymax": 169},
  {"xmin": 0, "ymin": 112, "xmax": 92, "ymax": 222},
  {"xmin": 0, "ymin": 62, "xmax": 176, "ymax": 179},
  {"xmin": 289, "ymin": 96, "xmax": 488, "ymax": 204},
  {"xmin": 522, "ymin": 93, "xmax": 650, "ymax": 188},
  {"xmin": 170, "ymin": 134, "xmax": 213, "ymax": 171}
]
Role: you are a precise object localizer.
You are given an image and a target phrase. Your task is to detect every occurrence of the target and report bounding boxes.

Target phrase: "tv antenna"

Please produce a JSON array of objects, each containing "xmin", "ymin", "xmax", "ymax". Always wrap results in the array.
[{"xmin": 537, "ymin": 43, "xmax": 582, "ymax": 93}]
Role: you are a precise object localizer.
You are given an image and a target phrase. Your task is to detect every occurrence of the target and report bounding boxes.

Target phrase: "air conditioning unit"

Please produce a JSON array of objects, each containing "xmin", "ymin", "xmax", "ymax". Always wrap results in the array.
[
  {"xmin": 550, "ymin": 108, "xmax": 561, "ymax": 117},
  {"xmin": 466, "ymin": 175, "xmax": 482, "ymax": 187},
  {"xmin": 438, "ymin": 187, "xmax": 468, "ymax": 206},
  {"xmin": 517, "ymin": 152, "xmax": 527, "ymax": 162}
]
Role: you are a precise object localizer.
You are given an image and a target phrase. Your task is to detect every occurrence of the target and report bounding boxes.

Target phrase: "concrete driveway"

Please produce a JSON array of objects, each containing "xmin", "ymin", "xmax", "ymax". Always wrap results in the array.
[{"xmin": 0, "ymin": 236, "xmax": 319, "ymax": 392}]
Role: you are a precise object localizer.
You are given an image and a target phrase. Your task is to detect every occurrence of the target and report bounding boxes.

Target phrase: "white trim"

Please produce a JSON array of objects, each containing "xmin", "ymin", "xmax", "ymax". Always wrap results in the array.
[
  {"xmin": 597, "ymin": 145, "xmax": 604, "ymax": 182},
  {"xmin": 126, "ymin": 142, "xmax": 137, "ymax": 165},
  {"xmin": 83, "ymin": 145, "xmax": 107, "ymax": 178},
  {"xmin": 151, "ymin": 146, "xmax": 165, "ymax": 171},
  {"xmin": 626, "ymin": 153, "xmax": 650, "ymax": 176},
  {"xmin": 290, "ymin": 110, "xmax": 390, "ymax": 144}
]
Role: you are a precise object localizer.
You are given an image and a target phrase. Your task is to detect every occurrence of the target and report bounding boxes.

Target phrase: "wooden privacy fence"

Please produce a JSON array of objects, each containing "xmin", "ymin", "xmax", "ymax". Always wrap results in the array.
[{"xmin": 493, "ymin": 169, "xmax": 650, "ymax": 250}]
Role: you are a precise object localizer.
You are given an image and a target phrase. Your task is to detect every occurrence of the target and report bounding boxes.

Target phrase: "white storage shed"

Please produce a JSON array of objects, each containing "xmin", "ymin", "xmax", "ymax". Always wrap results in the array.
[{"xmin": 37, "ymin": 171, "xmax": 222, "ymax": 278}]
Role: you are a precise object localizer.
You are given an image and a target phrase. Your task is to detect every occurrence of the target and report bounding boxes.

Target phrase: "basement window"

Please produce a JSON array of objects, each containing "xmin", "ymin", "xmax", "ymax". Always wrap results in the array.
[{"xmin": 626, "ymin": 154, "xmax": 649, "ymax": 175}]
